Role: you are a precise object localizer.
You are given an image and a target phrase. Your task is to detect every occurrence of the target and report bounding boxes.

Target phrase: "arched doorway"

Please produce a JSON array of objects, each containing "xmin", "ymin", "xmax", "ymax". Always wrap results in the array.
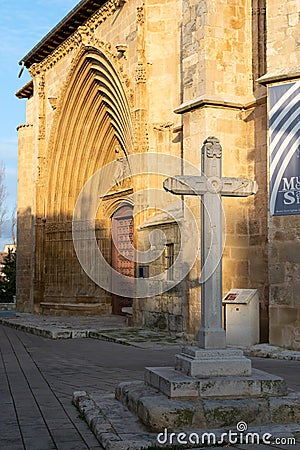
[
  {"xmin": 111, "ymin": 204, "xmax": 134, "ymax": 314},
  {"xmin": 38, "ymin": 47, "xmax": 134, "ymax": 314}
]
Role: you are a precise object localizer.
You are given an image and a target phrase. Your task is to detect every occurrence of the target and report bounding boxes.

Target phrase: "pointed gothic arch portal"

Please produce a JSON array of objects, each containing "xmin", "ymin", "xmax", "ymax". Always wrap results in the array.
[{"xmin": 111, "ymin": 204, "xmax": 134, "ymax": 314}]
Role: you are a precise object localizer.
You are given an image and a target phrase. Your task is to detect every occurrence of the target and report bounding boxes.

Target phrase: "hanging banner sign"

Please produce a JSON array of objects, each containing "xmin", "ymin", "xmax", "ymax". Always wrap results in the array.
[{"xmin": 269, "ymin": 81, "xmax": 300, "ymax": 216}]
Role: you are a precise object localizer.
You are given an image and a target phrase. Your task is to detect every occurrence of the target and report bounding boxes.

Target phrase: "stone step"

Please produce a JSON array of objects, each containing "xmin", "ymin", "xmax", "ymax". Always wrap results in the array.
[
  {"xmin": 145, "ymin": 367, "xmax": 288, "ymax": 398},
  {"xmin": 116, "ymin": 381, "xmax": 300, "ymax": 432},
  {"xmin": 74, "ymin": 390, "xmax": 300, "ymax": 449},
  {"xmin": 43, "ymin": 296, "xmax": 103, "ymax": 304},
  {"xmin": 40, "ymin": 302, "xmax": 105, "ymax": 316}
]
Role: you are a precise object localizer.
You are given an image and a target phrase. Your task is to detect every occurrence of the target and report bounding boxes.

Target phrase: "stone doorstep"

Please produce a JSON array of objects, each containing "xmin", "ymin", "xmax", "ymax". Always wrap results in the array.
[
  {"xmin": 116, "ymin": 381, "xmax": 300, "ymax": 432},
  {"xmin": 40, "ymin": 302, "xmax": 103, "ymax": 313},
  {"xmin": 145, "ymin": 367, "xmax": 288, "ymax": 399},
  {"xmin": 175, "ymin": 346, "xmax": 252, "ymax": 377}
]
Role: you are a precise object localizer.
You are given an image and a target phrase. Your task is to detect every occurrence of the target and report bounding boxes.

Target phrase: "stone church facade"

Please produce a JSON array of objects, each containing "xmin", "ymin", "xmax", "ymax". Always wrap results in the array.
[{"xmin": 16, "ymin": 0, "xmax": 300, "ymax": 349}]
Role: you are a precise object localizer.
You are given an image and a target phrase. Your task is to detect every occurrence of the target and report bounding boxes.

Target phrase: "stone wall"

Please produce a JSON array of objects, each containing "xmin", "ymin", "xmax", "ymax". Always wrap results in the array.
[
  {"xmin": 135, "ymin": 222, "xmax": 188, "ymax": 333},
  {"xmin": 269, "ymin": 217, "xmax": 300, "ymax": 349},
  {"xmin": 16, "ymin": 123, "xmax": 34, "ymax": 312},
  {"xmin": 265, "ymin": 0, "xmax": 300, "ymax": 349},
  {"xmin": 266, "ymin": 0, "xmax": 300, "ymax": 73},
  {"xmin": 178, "ymin": 0, "xmax": 270, "ymax": 339}
]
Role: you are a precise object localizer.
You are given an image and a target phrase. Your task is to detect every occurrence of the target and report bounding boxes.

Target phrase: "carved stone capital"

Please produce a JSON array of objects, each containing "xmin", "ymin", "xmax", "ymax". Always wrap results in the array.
[
  {"xmin": 78, "ymin": 25, "xmax": 91, "ymax": 45},
  {"xmin": 48, "ymin": 97, "xmax": 58, "ymax": 110},
  {"xmin": 45, "ymin": 221, "xmax": 73, "ymax": 233}
]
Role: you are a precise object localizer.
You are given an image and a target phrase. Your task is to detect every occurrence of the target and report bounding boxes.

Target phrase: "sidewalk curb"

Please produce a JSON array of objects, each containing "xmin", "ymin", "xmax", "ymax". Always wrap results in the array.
[
  {"xmin": 0, "ymin": 317, "xmax": 182, "ymax": 348},
  {"xmin": 245, "ymin": 344, "xmax": 300, "ymax": 361},
  {"xmin": 72, "ymin": 391, "xmax": 157, "ymax": 450}
]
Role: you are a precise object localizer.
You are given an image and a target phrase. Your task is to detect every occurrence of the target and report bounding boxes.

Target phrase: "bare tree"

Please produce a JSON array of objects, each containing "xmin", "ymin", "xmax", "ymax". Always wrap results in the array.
[{"xmin": 11, "ymin": 204, "xmax": 17, "ymax": 245}]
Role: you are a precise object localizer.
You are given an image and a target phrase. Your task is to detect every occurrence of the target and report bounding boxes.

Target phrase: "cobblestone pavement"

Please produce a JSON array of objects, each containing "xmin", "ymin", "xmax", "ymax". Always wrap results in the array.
[{"xmin": 0, "ymin": 319, "xmax": 300, "ymax": 450}]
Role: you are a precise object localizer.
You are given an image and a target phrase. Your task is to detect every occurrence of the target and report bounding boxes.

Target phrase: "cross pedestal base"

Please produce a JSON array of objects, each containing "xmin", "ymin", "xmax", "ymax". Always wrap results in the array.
[
  {"xmin": 114, "ymin": 376, "xmax": 299, "ymax": 434},
  {"xmin": 144, "ymin": 367, "xmax": 287, "ymax": 398},
  {"xmin": 175, "ymin": 346, "xmax": 252, "ymax": 377}
]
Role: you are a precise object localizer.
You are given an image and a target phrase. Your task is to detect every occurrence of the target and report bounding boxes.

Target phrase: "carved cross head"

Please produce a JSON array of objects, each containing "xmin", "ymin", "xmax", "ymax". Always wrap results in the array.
[{"xmin": 203, "ymin": 136, "xmax": 222, "ymax": 159}]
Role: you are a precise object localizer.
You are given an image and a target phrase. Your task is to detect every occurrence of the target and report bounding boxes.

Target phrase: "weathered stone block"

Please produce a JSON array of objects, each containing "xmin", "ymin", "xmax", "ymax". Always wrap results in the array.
[
  {"xmin": 270, "ymin": 285, "xmax": 294, "ymax": 306},
  {"xmin": 145, "ymin": 367, "xmax": 199, "ymax": 397},
  {"xmin": 270, "ymin": 393, "xmax": 300, "ymax": 424},
  {"xmin": 203, "ymin": 397, "xmax": 270, "ymax": 428},
  {"xmin": 175, "ymin": 347, "xmax": 252, "ymax": 377},
  {"xmin": 269, "ymin": 264, "xmax": 286, "ymax": 284}
]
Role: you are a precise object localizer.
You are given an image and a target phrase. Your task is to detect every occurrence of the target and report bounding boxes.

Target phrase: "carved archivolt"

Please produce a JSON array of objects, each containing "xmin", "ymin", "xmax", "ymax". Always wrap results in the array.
[
  {"xmin": 45, "ymin": 46, "xmax": 134, "ymax": 220},
  {"xmin": 48, "ymin": 40, "xmax": 134, "ymax": 141},
  {"xmin": 102, "ymin": 197, "xmax": 134, "ymax": 219}
]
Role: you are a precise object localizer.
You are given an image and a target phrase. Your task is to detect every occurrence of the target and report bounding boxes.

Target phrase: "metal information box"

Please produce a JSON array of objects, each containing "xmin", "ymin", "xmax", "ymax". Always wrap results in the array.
[{"xmin": 223, "ymin": 289, "xmax": 259, "ymax": 346}]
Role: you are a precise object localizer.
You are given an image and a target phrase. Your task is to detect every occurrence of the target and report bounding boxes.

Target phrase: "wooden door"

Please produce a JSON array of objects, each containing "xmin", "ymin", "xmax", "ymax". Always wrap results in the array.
[{"xmin": 111, "ymin": 205, "xmax": 134, "ymax": 314}]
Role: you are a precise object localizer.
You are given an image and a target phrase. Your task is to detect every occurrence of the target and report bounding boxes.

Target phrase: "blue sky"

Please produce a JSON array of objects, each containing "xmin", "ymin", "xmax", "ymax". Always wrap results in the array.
[{"xmin": 0, "ymin": 0, "xmax": 79, "ymax": 247}]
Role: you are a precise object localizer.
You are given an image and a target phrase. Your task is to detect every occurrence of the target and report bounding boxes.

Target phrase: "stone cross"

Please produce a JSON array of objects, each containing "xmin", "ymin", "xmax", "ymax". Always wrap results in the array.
[{"xmin": 163, "ymin": 136, "xmax": 257, "ymax": 349}]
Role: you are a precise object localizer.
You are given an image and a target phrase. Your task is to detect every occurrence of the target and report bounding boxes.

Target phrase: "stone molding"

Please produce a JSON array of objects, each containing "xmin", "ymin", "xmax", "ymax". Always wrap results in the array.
[
  {"xmin": 258, "ymin": 68, "xmax": 300, "ymax": 85},
  {"xmin": 174, "ymin": 95, "xmax": 267, "ymax": 114}
]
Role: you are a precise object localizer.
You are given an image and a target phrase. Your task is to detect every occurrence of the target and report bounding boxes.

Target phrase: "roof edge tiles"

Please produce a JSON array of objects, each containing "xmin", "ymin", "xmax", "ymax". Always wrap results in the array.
[{"xmin": 16, "ymin": 81, "xmax": 34, "ymax": 99}]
